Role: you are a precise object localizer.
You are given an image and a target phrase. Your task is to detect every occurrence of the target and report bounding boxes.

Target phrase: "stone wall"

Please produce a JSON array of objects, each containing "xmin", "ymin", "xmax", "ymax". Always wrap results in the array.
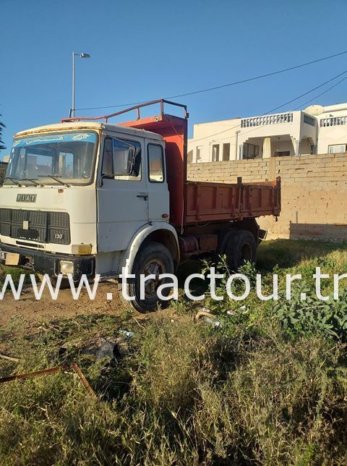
[{"xmin": 187, "ymin": 154, "xmax": 347, "ymax": 241}]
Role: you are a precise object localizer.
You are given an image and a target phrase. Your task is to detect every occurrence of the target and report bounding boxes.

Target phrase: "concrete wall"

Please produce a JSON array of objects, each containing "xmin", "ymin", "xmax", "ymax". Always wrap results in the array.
[{"xmin": 187, "ymin": 153, "xmax": 347, "ymax": 242}]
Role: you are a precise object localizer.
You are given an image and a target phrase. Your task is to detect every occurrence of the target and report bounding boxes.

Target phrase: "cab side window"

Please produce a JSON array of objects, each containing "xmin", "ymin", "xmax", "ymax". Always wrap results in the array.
[
  {"xmin": 148, "ymin": 144, "xmax": 164, "ymax": 183},
  {"xmin": 102, "ymin": 137, "xmax": 141, "ymax": 180}
]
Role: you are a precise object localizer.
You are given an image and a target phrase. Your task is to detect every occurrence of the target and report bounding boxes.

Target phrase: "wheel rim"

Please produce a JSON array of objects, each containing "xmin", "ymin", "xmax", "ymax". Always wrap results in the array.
[{"xmin": 140, "ymin": 258, "xmax": 166, "ymax": 299}]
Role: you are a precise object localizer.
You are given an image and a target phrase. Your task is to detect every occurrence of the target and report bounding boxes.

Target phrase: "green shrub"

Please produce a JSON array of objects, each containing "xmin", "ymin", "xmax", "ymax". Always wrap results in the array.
[{"xmin": 273, "ymin": 290, "xmax": 347, "ymax": 342}]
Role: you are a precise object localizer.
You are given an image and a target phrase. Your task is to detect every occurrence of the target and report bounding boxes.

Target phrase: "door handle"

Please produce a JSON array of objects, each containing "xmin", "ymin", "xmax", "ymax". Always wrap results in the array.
[{"xmin": 137, "ymin": 193, "xmax": 148, "ymax": 200}]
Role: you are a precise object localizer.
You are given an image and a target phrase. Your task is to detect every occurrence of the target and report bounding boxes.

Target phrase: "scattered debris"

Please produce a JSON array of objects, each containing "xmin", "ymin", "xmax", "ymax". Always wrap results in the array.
[
  {"xmin": 194, "ymin": 308, "xmax": 222, "ymax": 328},
  {"xmin": 71, "ymin": 363, "xmax": 97, "ymax": 399},
  {"xmin": 59, "ymin": 333, "xmax": 132, "ymax": 363},
  {"xmin": 96, "ymin": 339, "xmax": 117, "ymax": 360},
  {"xmin": 0, "ymin": 363, "xmax": 98, "ymax": 399},
  {"xmin": 0, "ymin": 366, "xmax": 62, "ymax": 384},
  {"xmin": 0, "ymin": 352, "xmax": 20, "ymax": 363},
  {"xmin": 204, "ymin": 317, "xmax": 222, "ymax": 328},
  {"xmin": 118, "ymin": 329, "xmax": 134, "ymax": 339},
  {"xmin": 194, "ymin": 308, "xmax": 213, "ymax": 322},
  {"xmin": 131, "ymin": 315, "xmax": 145, "ymax": 329}
]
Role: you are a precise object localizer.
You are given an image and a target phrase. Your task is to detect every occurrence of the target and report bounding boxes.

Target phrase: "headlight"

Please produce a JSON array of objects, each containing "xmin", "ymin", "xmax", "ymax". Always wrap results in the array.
[{"xmin": 60, "ymin": 260, "xmax": 74, "ymax": 275}]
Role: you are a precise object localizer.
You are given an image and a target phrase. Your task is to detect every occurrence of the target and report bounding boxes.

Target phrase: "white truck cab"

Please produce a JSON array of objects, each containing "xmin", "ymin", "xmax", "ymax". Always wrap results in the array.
[{"xmin": 0, "ymin": 118, "xmax": 180, "ymax": 310}]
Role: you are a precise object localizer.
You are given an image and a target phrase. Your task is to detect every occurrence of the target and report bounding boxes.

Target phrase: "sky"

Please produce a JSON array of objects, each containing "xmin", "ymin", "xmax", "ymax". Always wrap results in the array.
[{"xmin": 1, "ymin": 0, "xmax": 347, "ymax": 157}]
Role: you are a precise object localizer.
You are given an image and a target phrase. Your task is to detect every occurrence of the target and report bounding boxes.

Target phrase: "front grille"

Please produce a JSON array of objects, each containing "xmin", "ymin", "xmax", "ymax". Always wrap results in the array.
[{"xmin": 0, "ymin": 209, "xmax": 70, "ymax": 245}]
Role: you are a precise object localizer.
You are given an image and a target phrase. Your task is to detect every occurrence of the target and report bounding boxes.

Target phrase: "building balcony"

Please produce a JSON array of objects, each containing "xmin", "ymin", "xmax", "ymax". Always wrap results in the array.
[
  {"xmin": 320, "ymin": 116, "xmax": 347, "ymax": 127},
  {"xmin": 241, "ymin": 112, "xmax": 294, "ymax": 128}
]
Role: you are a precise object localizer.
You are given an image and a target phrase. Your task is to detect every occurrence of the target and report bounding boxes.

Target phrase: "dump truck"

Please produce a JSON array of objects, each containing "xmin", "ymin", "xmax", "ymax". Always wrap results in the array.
[{"xmin": 0, "ymin": 99, "xmax": 280, "ymax": 311}]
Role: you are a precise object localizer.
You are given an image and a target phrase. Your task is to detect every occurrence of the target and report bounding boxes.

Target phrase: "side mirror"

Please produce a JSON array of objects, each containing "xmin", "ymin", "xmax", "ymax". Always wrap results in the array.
[{"xmin": 127, "ymin": 146, "xmax": 138, "ymax": 176}]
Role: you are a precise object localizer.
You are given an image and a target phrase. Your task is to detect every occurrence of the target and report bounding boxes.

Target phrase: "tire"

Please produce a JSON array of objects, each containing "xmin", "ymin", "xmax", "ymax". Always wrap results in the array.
[
  {"xmin": 218, "ymin": 230, "xmax": 239, "ymax": 270},
  {"xmin": 128, "ymin": 241, "xmax": 174, "ymax": 312},
  {"xmin": 223, "ymin": 230, "xmax": 256, "ymax": 271}
]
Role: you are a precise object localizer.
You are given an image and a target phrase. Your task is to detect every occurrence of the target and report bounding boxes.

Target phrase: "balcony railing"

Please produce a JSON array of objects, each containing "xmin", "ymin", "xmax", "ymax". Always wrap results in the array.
[
  {"xmin": 241, "ymin": 112, "xmax": 293, "ymax": 128},
  {"xmin": 320, "ymin": 116, "xmax": 347, "ymax": 127}
]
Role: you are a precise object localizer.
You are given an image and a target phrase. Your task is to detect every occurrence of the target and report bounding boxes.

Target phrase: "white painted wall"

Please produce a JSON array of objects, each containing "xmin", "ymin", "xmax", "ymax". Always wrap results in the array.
[
  {"xmin": 304, "ymin": 103, "xmax": 347, "ymax": 154},
  {"xmin": 188, "ymin": 118, "xmax": 240, "ymax": 162},
  {"xmin": 317, "ymin": 126, "xmax": 347, "ymax": 154}
]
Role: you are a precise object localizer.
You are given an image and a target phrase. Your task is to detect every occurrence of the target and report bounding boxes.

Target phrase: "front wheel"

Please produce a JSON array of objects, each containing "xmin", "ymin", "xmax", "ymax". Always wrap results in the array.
[{"xmin": 128, "ymin": 241, "xmax": 174, "ymax": 312}]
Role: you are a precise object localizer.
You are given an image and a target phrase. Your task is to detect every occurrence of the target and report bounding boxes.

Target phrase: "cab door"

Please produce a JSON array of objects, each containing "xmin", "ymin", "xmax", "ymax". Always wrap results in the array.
[
  {"xmin": 96, "ymin": 134, "xmax": 149, "ymax": 253},
  {"xmin": 146, "ymin": 140, "xmax": 170, "ymax": 222}
]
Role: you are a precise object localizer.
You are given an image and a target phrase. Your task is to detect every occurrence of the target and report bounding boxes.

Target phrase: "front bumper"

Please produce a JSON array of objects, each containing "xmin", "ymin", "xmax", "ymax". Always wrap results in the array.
[{"xmin": 0, "ymin": 243, "xmax": 95, "ymax": 280}]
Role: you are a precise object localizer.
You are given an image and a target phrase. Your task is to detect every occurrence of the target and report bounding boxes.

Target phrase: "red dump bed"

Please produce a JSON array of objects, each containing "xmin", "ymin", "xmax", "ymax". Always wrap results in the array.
[
  {"xmin": 185, "ymin": 178, "xmax": 281, "ymax": 224},
  {"xmin": 63, "ymin": 99, "xmax": 281, "ymax": 229}
]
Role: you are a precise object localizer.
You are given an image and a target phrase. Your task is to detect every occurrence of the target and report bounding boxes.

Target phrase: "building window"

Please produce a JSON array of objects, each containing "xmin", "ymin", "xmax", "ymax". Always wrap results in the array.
[
  {"xmin": 212, "ymin": 144, "xmax": 220, "ymax": 161},
  {"xmin": 276, "ymin": 151, "xmax": 290, "ymax": 157},
  {"xmin": 222, "ymin": 143, "xmax": 230, "ymax": 161},
  {"xmin": 243, "ymin": 143, "xmax": 259, "ymax": 159},
  {"xmin": 303, "ymin": 114, "xmax": 315, "ymax": 126},
  {"xmin": 196, "ymin": 146, "xmax": 202, "ymax": 162},
  {"xmin": 187, "ymin": 150, "xmax": 193, "ymax": 163},
  {"xmin": 328, "ymin": 144, "xmax": 347, "ymax": 154}
]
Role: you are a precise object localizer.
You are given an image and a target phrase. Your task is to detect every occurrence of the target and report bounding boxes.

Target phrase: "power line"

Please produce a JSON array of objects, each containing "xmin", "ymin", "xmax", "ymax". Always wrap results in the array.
[
  {"xmin": 189, "ymin": 68, "xmax": 347, "ymax": 144},
  {"xmin": 75, "ymin": 49, "xmax": 347, "ymax": 112},
  {"xmin": 293, "ymin": 76, "xmax": 347, "ymax": 110},
  {"xmin": 168, "ymin": 50, "xmax": 347, "ymax": 99},
  {"xmin": 263, "ymin": 70, "xmax": 347, "ymax": 115}
]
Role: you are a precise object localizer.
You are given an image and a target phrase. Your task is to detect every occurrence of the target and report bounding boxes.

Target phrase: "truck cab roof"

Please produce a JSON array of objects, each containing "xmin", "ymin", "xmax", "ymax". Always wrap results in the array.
[{"xmin": 15, "ymin": 121, "xmax": 163, "ymax": 141}]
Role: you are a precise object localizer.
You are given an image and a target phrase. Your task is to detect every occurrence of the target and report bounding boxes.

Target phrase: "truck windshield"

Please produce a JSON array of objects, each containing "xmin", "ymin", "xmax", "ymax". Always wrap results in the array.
[{"xmin": 5, "ymin": 131, "xmax": 98, "ymax": 186}]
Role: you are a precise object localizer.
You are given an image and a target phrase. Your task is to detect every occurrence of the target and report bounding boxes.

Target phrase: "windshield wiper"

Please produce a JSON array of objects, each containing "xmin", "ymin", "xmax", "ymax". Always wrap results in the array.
[
  {"xmin": 37, "ymin": 175, "xmax": 69, "ymax": 186},
  {"xmin": 21, "ymin": 178, "xmax": 41, "ymax": 186},
  {"xmin": 4, "ymin": 177, "xmax": 21, "ymax": 186}
]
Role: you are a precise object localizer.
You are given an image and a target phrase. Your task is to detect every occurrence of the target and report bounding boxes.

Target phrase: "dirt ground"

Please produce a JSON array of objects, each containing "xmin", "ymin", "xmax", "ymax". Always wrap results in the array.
[{"xmin": 0, "ymin": 280, "xmax": 175, "ymax": 330}]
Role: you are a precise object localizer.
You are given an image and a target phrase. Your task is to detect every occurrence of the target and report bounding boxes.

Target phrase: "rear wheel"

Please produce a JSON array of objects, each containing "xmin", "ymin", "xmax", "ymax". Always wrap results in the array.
[
  {"xmin": 128, "ymin": 241, "xmax": 174, "ymax": 312},
  {"xmin": 222, "ymin": 230, "xmax": 256, "ymax": 271}
]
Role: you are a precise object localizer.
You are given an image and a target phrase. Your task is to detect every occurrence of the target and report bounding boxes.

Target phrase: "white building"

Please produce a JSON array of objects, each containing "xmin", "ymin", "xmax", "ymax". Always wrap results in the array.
[{"xmin": 188, "ymin": 102, "xmax": 347, "ymax": 162}]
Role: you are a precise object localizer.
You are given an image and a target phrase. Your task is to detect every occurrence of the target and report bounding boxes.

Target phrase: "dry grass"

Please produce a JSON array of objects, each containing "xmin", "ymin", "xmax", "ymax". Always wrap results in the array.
[{"xmin": 0, "ymin": 239, "xmax": 346, "ymax": 465}]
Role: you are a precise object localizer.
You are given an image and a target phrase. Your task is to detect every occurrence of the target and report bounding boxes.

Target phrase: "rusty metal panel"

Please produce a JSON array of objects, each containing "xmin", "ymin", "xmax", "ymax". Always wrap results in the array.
[{"xmin": 184, "ymin": 177, "xmax": 281, "ymax": 224}]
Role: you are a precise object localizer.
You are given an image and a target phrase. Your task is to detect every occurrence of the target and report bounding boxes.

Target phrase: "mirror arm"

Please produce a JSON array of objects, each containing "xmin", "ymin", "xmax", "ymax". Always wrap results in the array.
[{"xmin": 100, "ymin": 173, "xmax": 114, "ymax": 187}]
